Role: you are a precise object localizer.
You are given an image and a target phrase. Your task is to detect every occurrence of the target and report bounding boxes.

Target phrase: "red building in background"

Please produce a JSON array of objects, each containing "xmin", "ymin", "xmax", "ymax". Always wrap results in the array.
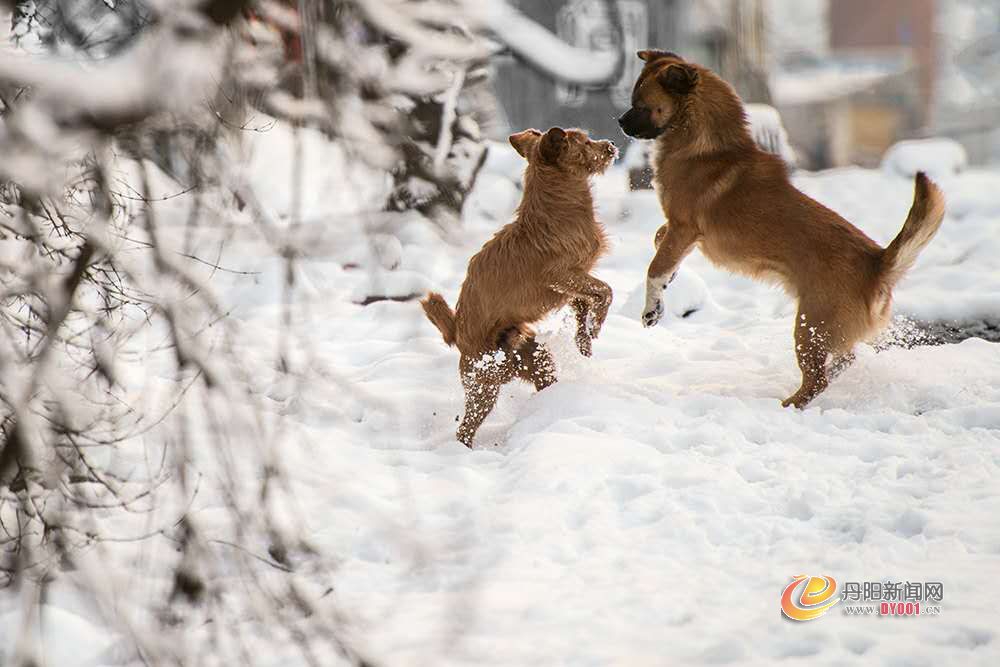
[
  {"xmin": 773, "ymin": 0, "xmax": 940, "ymax": 168},
  {"xmin": 829, "ymin": 0, "xmax": 938, "ymax": 125}
]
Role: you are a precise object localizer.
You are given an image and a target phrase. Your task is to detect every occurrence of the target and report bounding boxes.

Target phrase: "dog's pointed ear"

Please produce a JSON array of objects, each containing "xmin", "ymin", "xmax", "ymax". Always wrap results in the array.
[
  {"xmin": 539, "ymin": 127, "xmax": 567, "ymax": 163},
  {"xmin": 657, "ymin": 63, "xmax": 699, "ymax": 95},
  {"xmin": 637, "ymin": 49, "xmax": 680, "ymax": 63},
  {"xmin": 508, "ymin": 129, "xmax": 541, "ymax": 158}
]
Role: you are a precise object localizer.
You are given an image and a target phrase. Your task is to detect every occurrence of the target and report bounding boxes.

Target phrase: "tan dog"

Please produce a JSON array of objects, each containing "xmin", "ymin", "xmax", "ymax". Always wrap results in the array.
[
  {"xmin": 618, "ymin": 51, "xmax": 945, "ymax": 408},
  {"xmin": 422, "ymin": 127, "xmax": 617, "ymax": 447}
]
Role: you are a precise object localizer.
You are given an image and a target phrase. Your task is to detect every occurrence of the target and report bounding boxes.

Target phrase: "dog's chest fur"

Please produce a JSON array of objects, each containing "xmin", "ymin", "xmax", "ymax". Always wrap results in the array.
[
  {"xmin": 652, "ymin": 142, "xmax": 745, "ymax": 222},
  {"xmin": 512, "ymin": 189, "xmax": 609, "ymax": 273},
  {"xmin": 546, "ymin": 216, "xmax": 607, "ymax": 271}
]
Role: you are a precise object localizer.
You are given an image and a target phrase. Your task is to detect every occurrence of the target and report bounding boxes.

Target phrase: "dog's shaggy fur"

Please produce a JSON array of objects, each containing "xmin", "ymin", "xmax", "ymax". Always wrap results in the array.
[
  {"xmin": 422, "ymin": 127, "xmax": 617, "ymax": 446},
  {"xmin": 619, "ymin": 51, "xmax": 946, "ymax": 408}
]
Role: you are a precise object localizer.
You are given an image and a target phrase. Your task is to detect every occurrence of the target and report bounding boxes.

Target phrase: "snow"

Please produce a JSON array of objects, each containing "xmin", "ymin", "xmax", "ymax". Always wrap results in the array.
[
  {"xmin": 4, "ymin": 129, "xmax": 1000, "ymax": 664},
  {"xmin": 230, "ymin": 119, "xmax": 391, "ymax": 223},
  {"xmin": 745, "ymin": 103, "xmax": 797, "ymax": 165},
  {"xmin": 881, "ymin": 138, "xmax": 969, "ymax": 181},
  {"xmin": 622, "ymin": 139, "xmax": 650, "ymax": 170}
]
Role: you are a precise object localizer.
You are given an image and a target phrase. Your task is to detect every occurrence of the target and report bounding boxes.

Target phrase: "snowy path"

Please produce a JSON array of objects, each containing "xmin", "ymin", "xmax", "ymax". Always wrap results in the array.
[{"xmin": 278, "ymin": 150, "xmax": 1000, "ymax": 665}]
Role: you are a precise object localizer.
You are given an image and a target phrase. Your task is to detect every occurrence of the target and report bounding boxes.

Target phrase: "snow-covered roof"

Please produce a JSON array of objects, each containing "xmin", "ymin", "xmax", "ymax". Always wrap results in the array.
[{"xmin": 771, "ymin": 56, "xmax": 907, "ymax": 105}]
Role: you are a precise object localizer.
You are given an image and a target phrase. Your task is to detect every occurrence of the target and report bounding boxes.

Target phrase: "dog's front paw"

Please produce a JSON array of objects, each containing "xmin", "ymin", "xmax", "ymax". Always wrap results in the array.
[{"xmin": 641, "ymin": 299, "xmax": 664, "ymax": 328}]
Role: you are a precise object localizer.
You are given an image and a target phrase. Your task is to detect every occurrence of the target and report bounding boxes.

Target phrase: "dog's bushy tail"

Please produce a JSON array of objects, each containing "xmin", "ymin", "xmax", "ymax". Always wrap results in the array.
[
  {"xmin": 421, "ymin": 292, "xmax": 457, "ymax": 347},
  {"xmin": 880, "ymin": 172, "xmax": 945, "ymax": 288}
]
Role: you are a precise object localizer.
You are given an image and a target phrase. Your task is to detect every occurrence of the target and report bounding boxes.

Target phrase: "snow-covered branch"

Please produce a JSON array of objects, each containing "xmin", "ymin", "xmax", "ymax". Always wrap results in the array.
[{"xmin": 0, "ymin": 1, "xmax": 639, "ymax": 663}]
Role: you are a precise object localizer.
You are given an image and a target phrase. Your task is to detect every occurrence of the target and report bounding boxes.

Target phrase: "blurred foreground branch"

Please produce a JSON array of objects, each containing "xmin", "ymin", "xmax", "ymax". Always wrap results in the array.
[{"xmin": 0, "ymin": 1, "xmax": 636, "ymax": 663}]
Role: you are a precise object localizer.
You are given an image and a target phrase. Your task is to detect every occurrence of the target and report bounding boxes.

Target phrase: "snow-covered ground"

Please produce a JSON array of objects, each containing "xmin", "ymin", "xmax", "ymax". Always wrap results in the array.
[
  {"xmin": 305, "ymin": 144, "xmax": 1000, "ymax": 666},
  {"xmin": 4, "ymin": 132, "xmax": 1000, "ymax": 665}
]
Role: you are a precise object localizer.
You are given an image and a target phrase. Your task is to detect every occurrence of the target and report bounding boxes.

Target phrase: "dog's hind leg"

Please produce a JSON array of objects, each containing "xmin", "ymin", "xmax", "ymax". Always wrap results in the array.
[
  {"xmin": 782, "ymin": 344, "xmax": 829, "ymax": 409},
  {"xmin": 456, "ymin": 352, "xmax": 516, "ymax": 447},
  {"xmin": 571, "ymin": 298, "xmax": 593, "ymax": 357},
  {"xmin": 514, "ymin": 337, "xmax": 557, "ymax": 391},
  {"xmin": 828, "ymin": 352, "xmax": 856, "ymax": 380},
  {"xmin": 457, "ymin": 379, "xmax": 500, "ymax": 447},
  {"xmin": 782, "ymin": 307, "xmax": 837, "ymax": 409}
]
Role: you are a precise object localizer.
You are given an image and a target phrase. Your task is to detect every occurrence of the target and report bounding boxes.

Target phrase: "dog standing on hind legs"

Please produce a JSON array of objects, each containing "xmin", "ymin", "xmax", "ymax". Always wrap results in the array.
[
  {"xmin": 422, "ymin": 127, "xmax": 618, "ymax": 447},
  {"xmin": 619, "ymin": 51, "xmax": 946, "ymax": 408}
]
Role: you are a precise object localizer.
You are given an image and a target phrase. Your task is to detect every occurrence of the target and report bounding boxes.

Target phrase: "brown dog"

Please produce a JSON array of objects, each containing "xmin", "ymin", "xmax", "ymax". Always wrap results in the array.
[
  {"xmin": 422, "ymin": 127, "xmax": 617, "ymax": 446},
  {"xmin": 618, "ymin": 51, "xmax": 945, "ymax": 408}
]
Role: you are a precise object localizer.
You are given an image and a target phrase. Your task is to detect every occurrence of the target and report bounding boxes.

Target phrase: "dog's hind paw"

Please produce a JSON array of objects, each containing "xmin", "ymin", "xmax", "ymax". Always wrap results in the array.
[
  {"xmin": 781, "ymin": 392, "xmax": 812, "ymax": 409},
  {"xmin": 641, "ymin": 300, "xmax": 664, "ymax": 328}
]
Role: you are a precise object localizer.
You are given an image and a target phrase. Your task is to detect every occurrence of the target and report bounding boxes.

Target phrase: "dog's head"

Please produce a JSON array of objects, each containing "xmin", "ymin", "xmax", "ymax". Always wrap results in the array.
[
  {"xmin": 509, "ymin": 127, "xmax": 618, "ymax": 175},
  {"xmin": 618, "ymin": 50, "xmax": 700, "ymax": 140}
]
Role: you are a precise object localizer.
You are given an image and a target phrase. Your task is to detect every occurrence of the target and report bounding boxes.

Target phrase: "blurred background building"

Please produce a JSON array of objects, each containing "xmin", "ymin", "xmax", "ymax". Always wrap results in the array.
[
  {"xmin": 485, "ymin": 0, "xmax": 1000, "ymax": 170},
  {"xmin": 488, "ymin": 0, "xmax": 769, "ymax": 141},
  {"xmin": 488, "ymin": 0, "xmax": 683, "ymax": 142}
]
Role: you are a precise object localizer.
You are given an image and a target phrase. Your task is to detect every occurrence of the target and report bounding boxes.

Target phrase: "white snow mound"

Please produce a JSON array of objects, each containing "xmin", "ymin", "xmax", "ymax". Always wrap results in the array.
[{"xmin": 881, "ymin": 138, "xmax": 968, "ymax": 180}]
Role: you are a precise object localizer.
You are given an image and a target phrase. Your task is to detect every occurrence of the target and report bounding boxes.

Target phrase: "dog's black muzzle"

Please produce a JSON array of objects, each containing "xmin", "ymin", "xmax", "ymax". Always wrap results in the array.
[{"xmin": 618, "ymin": 107, "xmax": 664, "ymax": 140}]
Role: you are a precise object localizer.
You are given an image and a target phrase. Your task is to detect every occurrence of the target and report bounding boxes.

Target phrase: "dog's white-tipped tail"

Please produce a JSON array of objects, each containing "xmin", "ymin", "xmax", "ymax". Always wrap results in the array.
[
  {"xmin": 421, "ymin": 292, "xmax": 457, "ymax": 347},
  {"xmin": 880, "ymin": 172, "xmax": 945, "ymax": 288}
]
